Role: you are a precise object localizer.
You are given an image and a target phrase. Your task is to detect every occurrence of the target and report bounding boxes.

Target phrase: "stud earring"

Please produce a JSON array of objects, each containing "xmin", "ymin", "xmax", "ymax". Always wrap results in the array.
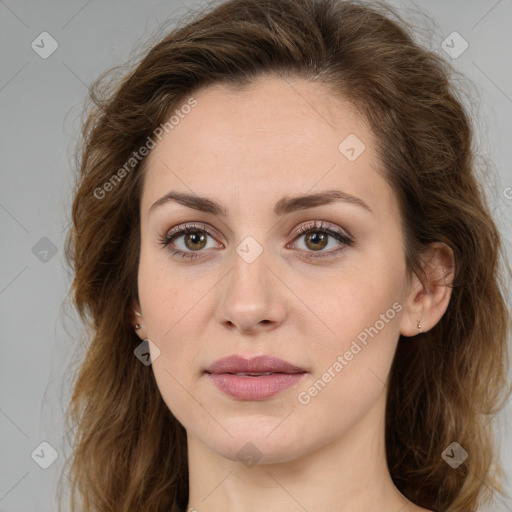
[
  {"xmin": 417, "ymin": 317, "xmax": 422, "ymax": 333},
  {"xmin": 134, "ymin": 311, "xmax": 143, "ymax": 331}
]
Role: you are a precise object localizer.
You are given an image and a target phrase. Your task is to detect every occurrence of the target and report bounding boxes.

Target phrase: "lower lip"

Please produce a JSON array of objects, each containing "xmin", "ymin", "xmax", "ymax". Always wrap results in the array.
[{"xmin": 207, "ymin": 372, "xmax": 306, "ymax": 400}]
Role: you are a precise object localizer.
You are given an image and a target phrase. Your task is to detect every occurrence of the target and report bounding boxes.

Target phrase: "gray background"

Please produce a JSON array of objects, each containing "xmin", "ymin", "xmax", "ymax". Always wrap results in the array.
[{"xmin": 0, "ymin": 1, "xmax": 511, "ymax": 511}]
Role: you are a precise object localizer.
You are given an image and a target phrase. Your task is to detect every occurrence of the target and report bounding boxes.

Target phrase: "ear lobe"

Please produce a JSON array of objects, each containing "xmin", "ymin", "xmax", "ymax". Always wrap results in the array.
[
  {"xmin": 129, "ymin": 299, "xmax": 143, "ymax": 326},
  {"xmin": 129, "ymin": 300, "xmax": 148, "ymax": 339},
  {"xmin": 399, "ymin": 242, "xmax": 455, "ymax": 337}
]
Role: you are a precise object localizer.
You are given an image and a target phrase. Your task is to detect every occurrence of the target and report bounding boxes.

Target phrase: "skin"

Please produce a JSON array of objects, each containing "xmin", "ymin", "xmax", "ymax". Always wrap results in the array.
[{"xmin": 132, "ymin": 76, "xmax": 454, "ymax": 512}]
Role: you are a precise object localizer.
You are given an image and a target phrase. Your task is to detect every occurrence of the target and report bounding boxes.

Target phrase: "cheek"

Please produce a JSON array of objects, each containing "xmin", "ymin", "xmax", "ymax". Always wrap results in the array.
[
  {"xmin": 304, "ymin": 290, "xmax": 402, "ymax": 385},
  {"xmin": 297, "ymin": 258, "xmax": 405, "ymax": 403},
  {"xmin": 137, "ymin": 247, "xmax": 202, "ymax": 337},
  {"xmin": 304, "ymin": 253, "xmax": 405, "ymax": 348},
  {"xmin": 136, "ymin": 249, "xmax": 215, "ymax": 379},
  {"xmin": 295, "ymin": 298, "xmax": 401, "ymax": 440}
]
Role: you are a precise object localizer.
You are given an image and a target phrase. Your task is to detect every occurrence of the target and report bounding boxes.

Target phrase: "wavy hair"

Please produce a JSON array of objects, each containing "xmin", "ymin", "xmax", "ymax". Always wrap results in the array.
[{"xmin": 61, "ymin": 0, "xmax": 511, "ymax": 511}]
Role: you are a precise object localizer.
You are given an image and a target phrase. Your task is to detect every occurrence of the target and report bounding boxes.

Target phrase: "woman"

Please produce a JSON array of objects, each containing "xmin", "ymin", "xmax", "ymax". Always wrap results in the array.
[{"xmin": 61, "ymin": 0, "xmax": 511, "ymax": 511}]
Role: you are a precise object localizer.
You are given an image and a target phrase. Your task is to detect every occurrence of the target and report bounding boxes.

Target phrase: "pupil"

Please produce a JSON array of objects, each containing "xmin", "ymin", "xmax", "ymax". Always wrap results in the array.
[
  {"xmin": 306, "ymin": 232, "xmax": 327, "ymax": 250},
  {"xmin": 185, "ymin": 231, "xmax": 206, "ymax": 250}
]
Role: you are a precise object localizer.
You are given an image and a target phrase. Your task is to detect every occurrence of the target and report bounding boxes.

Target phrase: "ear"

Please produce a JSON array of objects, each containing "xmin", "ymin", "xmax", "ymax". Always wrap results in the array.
[
  {"xmin": 130, "ymin": 299, "xmax": 146, "ymax": 340},
  {"xmin": 399, "ymin": 242, "xmax": 455, "ymax": 337}
]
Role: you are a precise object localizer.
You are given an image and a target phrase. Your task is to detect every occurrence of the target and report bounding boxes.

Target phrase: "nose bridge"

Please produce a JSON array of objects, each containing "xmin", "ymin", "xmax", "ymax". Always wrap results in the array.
[
  {"xmin": 215, "ymin": 236, "xmax": 287, "ymax": 332},
  {"xmin": 228, "ymin": 239, "xmax": 272, "ymax": 309}
]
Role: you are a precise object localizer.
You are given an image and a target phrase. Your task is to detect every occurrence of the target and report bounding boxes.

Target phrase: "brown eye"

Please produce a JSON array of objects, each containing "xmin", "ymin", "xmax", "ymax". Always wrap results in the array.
[
  {"xmin": 290, "ymin": 220, "xmax": 355, "ymax": 259},
  {"xmin": 304, "ymin": 232, "xmax": 329, "ymax": 251},
  {"xmin": 183, "ymin": 231, "xmax": 207, "ymax": 251},
  {"xmin": 159, "ymin": 222, "xmax": 222, "ymax": 260}
]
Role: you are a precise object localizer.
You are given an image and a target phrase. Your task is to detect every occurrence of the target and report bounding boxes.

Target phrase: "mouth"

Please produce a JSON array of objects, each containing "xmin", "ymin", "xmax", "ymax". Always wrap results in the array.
[
  {"xmin": 205, "ymin": 355, "xmax": 307, "ymax": 400},
  {"xmin": 224, "ymin": 372, "xmax": 276, "ymax": 376},
  {"xmin": 205, "ymin": 354, "xmax": 306, "ymax": 375}
]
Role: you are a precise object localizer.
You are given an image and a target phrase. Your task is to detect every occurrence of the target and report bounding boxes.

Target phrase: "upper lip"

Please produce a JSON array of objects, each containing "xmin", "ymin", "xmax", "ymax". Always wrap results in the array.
[{"xmin": 205, "ymin": 355, "xmax": 306, "ymax": 374}]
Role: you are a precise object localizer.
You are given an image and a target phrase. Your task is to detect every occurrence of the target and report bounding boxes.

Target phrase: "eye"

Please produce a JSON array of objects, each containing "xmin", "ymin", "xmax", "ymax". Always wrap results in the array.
[
  {"xmin": 288, "ymin": 220, "xmax": 354, "ymax": 258},
  {"xmin": 159, "ymin": 220, "xmax": 354, "ymax": 260},
  {"xmin": 158, "ymin": 222, "xmax": 223, "ymax": 260}
]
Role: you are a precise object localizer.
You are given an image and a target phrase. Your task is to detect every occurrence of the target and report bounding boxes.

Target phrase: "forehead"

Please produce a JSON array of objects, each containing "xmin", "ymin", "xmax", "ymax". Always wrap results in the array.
[{"xmin": 140, "ymin": 77, "xmax": 392, "ymax": 219}]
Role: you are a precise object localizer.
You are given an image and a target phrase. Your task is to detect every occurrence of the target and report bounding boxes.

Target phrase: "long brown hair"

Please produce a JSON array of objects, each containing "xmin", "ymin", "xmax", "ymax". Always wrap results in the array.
[{"xmin": 61, "ymin": 1, "xmax": 512, "ymax": 511}]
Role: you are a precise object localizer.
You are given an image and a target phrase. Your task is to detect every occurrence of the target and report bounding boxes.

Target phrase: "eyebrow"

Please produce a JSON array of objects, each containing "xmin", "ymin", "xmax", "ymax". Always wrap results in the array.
[{"xmin": 149, "ymin": 189, "xmax": 373, "ymax": 217}]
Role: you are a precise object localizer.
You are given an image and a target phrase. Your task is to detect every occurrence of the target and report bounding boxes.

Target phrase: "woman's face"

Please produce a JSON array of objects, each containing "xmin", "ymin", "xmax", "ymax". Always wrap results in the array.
[{"xmin": 136, "ymin": 77, "xmax": 416, "ymax": 464}]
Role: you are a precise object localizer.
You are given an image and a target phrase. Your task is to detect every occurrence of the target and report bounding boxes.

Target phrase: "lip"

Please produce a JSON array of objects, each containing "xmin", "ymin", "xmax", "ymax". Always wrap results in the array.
[
  {"xmin": 205, "ymin": 355, "xmax": 307, "ymax": 400},
  {"xmin": 206, "ymin": 355, "xmax": 306, "ymax": 374}
]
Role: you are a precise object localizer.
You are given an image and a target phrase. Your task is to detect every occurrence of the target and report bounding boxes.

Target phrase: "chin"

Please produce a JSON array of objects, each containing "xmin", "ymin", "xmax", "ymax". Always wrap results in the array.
[
  {"xmin": 216, "ymin": 437, "xmax": 305, "ymax": 466},
  {"xmin": 198, "ymin": 417, "xmax": 313, "ymax": 466}
]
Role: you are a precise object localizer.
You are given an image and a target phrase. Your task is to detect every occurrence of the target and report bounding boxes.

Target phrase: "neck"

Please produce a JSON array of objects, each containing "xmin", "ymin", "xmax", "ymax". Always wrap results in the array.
[{"xmin": 185, "ymin": 390, "xmax": 416, "ymax": 512}]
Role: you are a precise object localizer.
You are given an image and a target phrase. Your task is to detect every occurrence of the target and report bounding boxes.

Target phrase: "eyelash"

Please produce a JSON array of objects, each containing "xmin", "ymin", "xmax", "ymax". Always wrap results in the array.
[{"xmin": 158, "ymin": 220, "xmax": 355, "ymax": 260}]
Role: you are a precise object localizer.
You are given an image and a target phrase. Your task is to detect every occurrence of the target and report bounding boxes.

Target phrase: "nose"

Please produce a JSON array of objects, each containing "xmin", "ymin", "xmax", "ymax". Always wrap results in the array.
[{"xmin": 214, "ymin": 247, "xmax": 287, "ymax": 335}]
